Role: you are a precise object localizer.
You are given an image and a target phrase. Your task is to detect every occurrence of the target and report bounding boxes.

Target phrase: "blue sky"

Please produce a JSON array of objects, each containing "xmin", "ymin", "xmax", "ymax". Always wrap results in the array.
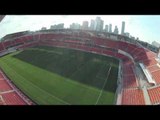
[{"xmin": 0, "ymin": 15, "xmax": 160, "ymax": 44}]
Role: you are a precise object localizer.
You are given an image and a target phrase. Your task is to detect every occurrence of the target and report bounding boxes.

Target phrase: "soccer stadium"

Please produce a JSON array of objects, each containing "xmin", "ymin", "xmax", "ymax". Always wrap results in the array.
[{"xmin": 0, "ymin": 16, "xmax": 160, "ymax": 105}]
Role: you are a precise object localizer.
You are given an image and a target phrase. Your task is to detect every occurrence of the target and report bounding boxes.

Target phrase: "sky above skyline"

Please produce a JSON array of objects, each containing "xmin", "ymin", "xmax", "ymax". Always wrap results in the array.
[{"xmin": 0, "ymin": 15, "xmax": 160, "ymax": 44}]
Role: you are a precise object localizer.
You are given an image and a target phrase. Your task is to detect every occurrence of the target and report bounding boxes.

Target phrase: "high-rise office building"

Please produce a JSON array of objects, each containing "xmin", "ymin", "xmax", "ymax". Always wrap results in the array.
[
  {"xmin": 109, "ymin": 24, "xmax": 112, "ymax": 33},
  {"xmin": 56, "ymin": 23, "xmax": 64, "ymax": 29},
  {"xmin": 82, "ymin": 21, "xmax": 89, "ymax": 30},
  {"xmin": 114, "ymin": 26, "xmax": 119, "ymax": 34},
  {"xmin": 70, "ymin": 23, "xmax": 75, "ymax": 29},
  {"xmin": 105, "ymin": 25, "xmax": 108, "ymax": 32},
  {"xmin": 152, "ymin": 41, "xmax": 160, "ymax": 48},
  {"xmin": 95, "ymin": 17, "xmax": 104, "ymax": 31},
  {"xmin": 41, "ymin": 27, "xmax": 47, "ymax": 30},
  {"xmin": 121, "ymin": 21, "xmax": 125, "ymax": 35},
  {"xmin": 50, "ymin": 25, "xmax": 56, "ymax": 29},
  {"xmin": 50, "ymin": 23, "xmax": 64, "ymax": 29},
  {"xmin": 70, "ymin": 23, "xmax": 81, "ymax": 29},
  {"xmin": 90, "ymin": 20, "xmax": 95, "ymax": 30},
  {"xmin": 101, "ymin": 20, "xmax": 104, "ymax": 32}
]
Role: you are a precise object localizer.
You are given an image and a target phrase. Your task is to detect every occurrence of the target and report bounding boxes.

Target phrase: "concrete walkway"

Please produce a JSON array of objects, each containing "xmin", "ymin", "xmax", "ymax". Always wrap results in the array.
[{"xmin": 135, "ymin": 65, "xmax": 151, "ymax": 105}]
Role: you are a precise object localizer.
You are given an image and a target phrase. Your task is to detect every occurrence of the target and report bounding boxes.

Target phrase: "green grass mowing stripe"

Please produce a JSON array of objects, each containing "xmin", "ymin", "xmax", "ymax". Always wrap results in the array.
[
  {"xmin": 104, "ymin": 65, "xmax": 119, "ymax": 93},
  {"xmin": 95, "ymin": 65, "xmax": 112, "ymax": 105},
  {"xmin": 95, "ymin": 63, "xmax": 106, "ymax": 79},
  {"xmin": 0, "ymin": 47, "xmax": 119, "ymax": 104},
  {"xmin": 69, "ymin": 59, "xmax": 91, "ymax": 78},
  {"xmin": 0, "ymin": 56, "xmax": 70, "ymax": 104},
  {"xmin": 95, "ymin": 91, "xmax": 115, "ymax": 104},
  {"xmin": 0, "ymin": 54, "xmax": 102, "ymax": 104},
  {"xmin": 10, "ymin": 50, "xmax": 104, "ymax": 90},
  {"xmin": 70, "ymin": 60, "xmax": 104, "ymax": 91},
  {"xmin": 36, "ymin": 46, "xmax": 119, "ymax": 104},
  {"xmin": 4, "ymin": 54, "xmax": 101, "ymax": 93},
  {"xmin": 27, "ymin": 48, "xmax": 63, "ymax": 55},
  {"xmin": 16, "ymin": 48, "xmax": 87, "ymax": 77},
  {"xmin": 96, "ymin": 63, "xmax": 110, "ymax": 79},
  {"xmin": 0, "ymin": 57, "xmax": 82, "ymax": 103},
  {"xmin": 97, "ymin": 65, "xmax": 119, "ymax": 104},
  {"xmin": 0, "ymin": 63, "xmax": 64, "ymax": 104},
  {"xmin": 0, "ymin": 60, "xmax": 70, "ymax": 105}
]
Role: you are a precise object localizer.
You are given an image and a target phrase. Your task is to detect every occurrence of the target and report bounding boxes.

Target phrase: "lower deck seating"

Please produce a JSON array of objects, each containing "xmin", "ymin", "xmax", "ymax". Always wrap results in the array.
[
  {"xmin": 148, "ymin": 86, "xmax": 160, "ymax": 104},
  {"xmin": 0, "ymin": 80, "xmax": 12, "ymax": 92},
  {"xmin": 143, "ymin": 58, "xmax": 157, "ymax": 67},
  {"xmin": 151, "ymin": 71, "xmax": 160, "ymax": 84},
  {"xmin": 123, "ymin": 75, "xmax": 138, "ymax": 88},
  {"xmin": 1, "ymin": 91, "xmax": 27, "ymax": 105},
  {"xmin": 0, "ymin": 70, "xmax": 32, "ymax": 105},
  {"xmin": 122, "ymin": 88, "xmax": 145, "ymax": 105},
  {"xmin": 147, "ymin": 65, "xmax": 160, "ymax": 73}
]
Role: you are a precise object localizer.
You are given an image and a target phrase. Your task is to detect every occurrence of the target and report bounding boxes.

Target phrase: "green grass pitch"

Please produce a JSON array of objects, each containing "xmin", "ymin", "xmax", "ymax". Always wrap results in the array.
[{"xmin": 0, "ymin": 46, "xmax": 119, "ymax": 105}]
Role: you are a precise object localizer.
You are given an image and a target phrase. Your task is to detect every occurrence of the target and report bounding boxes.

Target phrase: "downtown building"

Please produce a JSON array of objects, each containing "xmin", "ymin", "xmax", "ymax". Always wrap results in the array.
[
  {"xmin": 94, "ymin": 17, "xmax": 104, "ymax": 32},
  {"xmin": 81, "ymin": 21, "xmax": 89, "ymax": 30},
  {"xmin": 114, "ymin": 26, "xmax": 119, "ymax": 34},
  {"xmin": 121, "ymin": 21, "xmax": 125, "ymax": 35}
]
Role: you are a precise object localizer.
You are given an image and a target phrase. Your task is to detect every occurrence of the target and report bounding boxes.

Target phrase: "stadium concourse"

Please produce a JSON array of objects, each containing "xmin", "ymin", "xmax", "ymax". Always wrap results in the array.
[{"xmin": 0, "ymin": 29, "xmax": 160, "ymax": 105}]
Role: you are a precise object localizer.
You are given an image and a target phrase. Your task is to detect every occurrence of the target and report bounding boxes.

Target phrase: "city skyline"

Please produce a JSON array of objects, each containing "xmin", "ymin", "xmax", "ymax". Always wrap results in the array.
[{"xmin": 0, "ymin": 15, "xmax": 160, "ymax": 44}]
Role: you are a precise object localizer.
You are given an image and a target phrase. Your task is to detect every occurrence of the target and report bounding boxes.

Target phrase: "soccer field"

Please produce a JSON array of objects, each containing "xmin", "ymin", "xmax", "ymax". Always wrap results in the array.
[{"xmin": 0, "ymin": 46, "xmax": 119, "ymax": 105}]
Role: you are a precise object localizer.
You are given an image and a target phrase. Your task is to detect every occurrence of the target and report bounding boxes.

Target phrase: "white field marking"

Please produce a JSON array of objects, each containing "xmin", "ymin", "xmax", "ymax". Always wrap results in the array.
[
  {"xmin": 2, "ymin": 60, "xmax": 70, "ymax": 105},
  {"xmin": 0, "ymin": 95, "xmax": 6, "ymax": 105},
  {"xmin": 95, "ymin": 65, "xmax": 112, "ymax": 105},
  {"xmin": 0, "ymin": 90, "xmax": 15, "ymax": 94}
]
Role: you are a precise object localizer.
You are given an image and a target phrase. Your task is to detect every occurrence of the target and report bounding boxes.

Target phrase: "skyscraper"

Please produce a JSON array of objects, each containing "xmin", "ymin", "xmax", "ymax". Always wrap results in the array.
[
  {"xmin": 114, "ymin": 26, "xmax": 119, "ymax": 34},
  {"xmin": 70, "ymin": 23, "xmax": 81, "ymax": 29},
  {"xmin": 41, "ymin": 27, "xmax": 47, "ymax": 30},
  {"xmin": 50, "ymin": 23, "xmax": 64, "ymax": 29},
  {"xmin": 100, "ymin": 20, "xmax": 104, "ymax": 32},
  {"xmin": 82, "ymin": 21, "xmax": 89, "ymax": 30},
  {"xmin": 121, "ymin": 21, "xmax": 125, "ymax": 35},
  {"xmin": 95, "ymin": 17, "xmax": 104, "ymax": 32},
  {"xmin": 109, "ymin": 24, "xmax": 112, "ymax": 33},
  {"xmin": 105, "ymin": 25, "xmax": 108, "ymax": 32},
  {"xmin": 90, "ymin": 20, "xmax": 95, "ymax": 30}
]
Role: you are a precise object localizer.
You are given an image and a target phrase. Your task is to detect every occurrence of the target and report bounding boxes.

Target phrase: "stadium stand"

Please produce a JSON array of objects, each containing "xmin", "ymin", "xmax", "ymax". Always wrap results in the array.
[
  {"xmin": 1, "ymin": 29, "xmax": 160, "ymax": 105},
  {"xmin": 148, "ymin": 86, "xmax": 160, "ymax": 104},
  {"xmin": 122, "ymin": 88, "xmax": 145, "ymax": 105},
  {"xmin": 0, "ymin": 70, "xmax": 34, "ymax": 105}
]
